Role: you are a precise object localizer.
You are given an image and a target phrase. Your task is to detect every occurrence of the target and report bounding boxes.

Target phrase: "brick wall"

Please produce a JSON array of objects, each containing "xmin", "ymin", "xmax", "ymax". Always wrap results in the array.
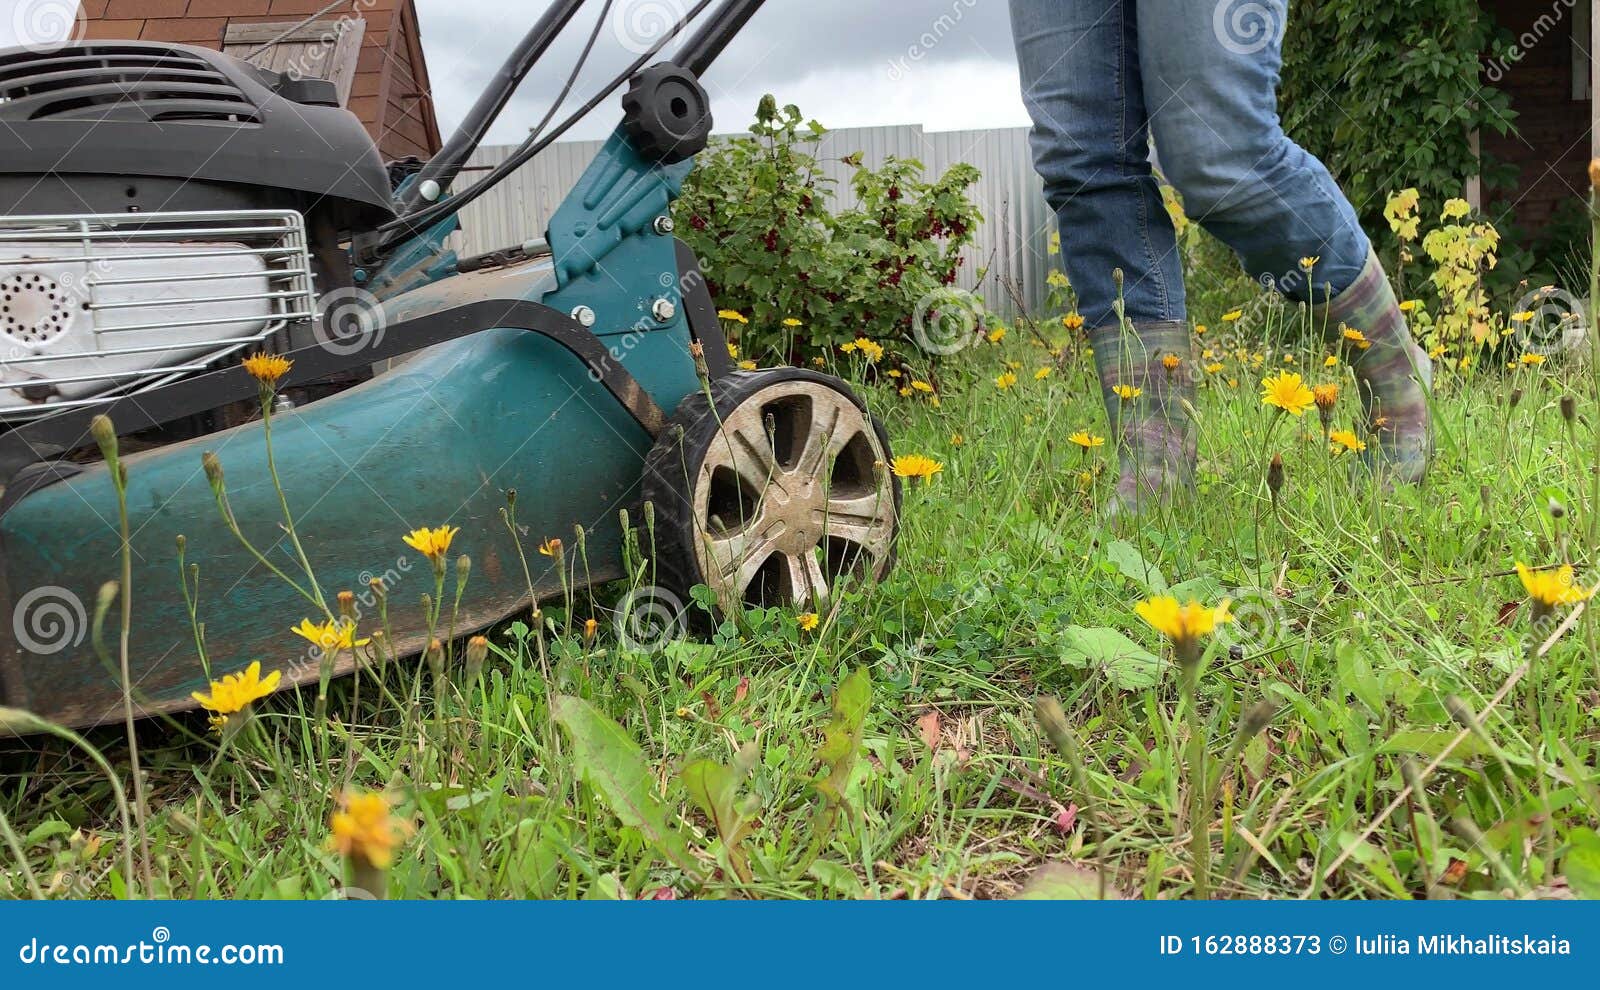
[
  {"xmin": 1481, "ymin": 0, "xmax": 1592, "ymax": 237},
  {"xmin": 79, "ymin": 0, "xmax": 442, "ymax": 162}
]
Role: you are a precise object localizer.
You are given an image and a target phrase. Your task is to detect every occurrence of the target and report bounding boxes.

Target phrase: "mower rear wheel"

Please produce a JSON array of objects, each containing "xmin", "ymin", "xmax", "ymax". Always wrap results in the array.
[{"xmin": 642, "ymin": 369, "xmax": 901, "ymax": 617}]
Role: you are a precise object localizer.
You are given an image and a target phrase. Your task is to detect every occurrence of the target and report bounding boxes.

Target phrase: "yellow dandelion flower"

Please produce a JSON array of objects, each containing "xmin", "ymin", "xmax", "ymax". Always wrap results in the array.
[
  {"xmin": 190, "ymin": 660, "xmax": 282, "ymax": 718},
  {"xmin": 1112, "ymin": 384, "xmax": 1141, "ymax": 401},
  {"xmin": 911, "ymin": 379, "xmax": 935, "ymax": 393},
  {"xmin": 796, "ymin": 612, "xmax": 820, "ymax": 632},
  {"xmin": 1328, "ymin": 429, "xmax": 1366, "ymax": 455},
  {"xmin": 538, "ymin": 537, "xmax": 563, "ymax": 557},
  {"xmin": 987, "ymin": 325, "xmax": 1008, "ymax": 344},
  {"xmin": 291, "ymin": 618, "xmax": 371, "ymax": 653},
  {"xmin": 892, "ymin": 454, "xmax": 943, "ymax": 483},
  {"xmin": 1299, "ymin": 256, "xmax": 1319, "ymax": 270},
  {"xmin": 1205, "ymin": 362, "xmax": 1225, "ymax": 374},
  {"xmin": 738, "ymin": 359, "xmax": 758, "ymax": 371},
  {"xmin": 1194, "ymin": 324, "xmax": 1207, "ymax": 335},
  {"xmin": 950, "ymin": 433, "xmax": 964, "ymax": 447},
  {"xmin": 1062, "ymin": 313, "xmax": 1085, "ymax": 331},
  {"xmin": 329, "ymin": 791, "xmax": 411, "ymax": 871},
  {"xmin": 726, "ymin": 342, "xmax": 739, "ymax": 359},
  {"xmin": 1134, "ymin": 596, "xmax": 1232, "ymax": 662},
  {"xmin": 1034, "ymin": 367, "xmax": 1053, "ymax": 380},
  {"xmin": 402, "ymin": 525, "xmax": 459, "ymax": 562},
  {"xmin": 1324, "ymin": 355, "xmax": 1339, "ymax": 367},
  {"xmin": 854, "ymin": 338, "xmax": 885, "ymax": 363},
  {"xmin": 1161, "ymin": 353, "xmax": 1182, "ymax": 371},
  {"xmin": 1510, "ymin": 311, "xmax": 1534, "ymax": 322},
  {"xmin": 1341, "ymin": 326, "xmax": 1372, "ymax": 350},
  {"xmin": 782, "ymin": 318, "xmax": 803, "ymax": 328},
  {"xmin": 1516, "ymin": 562, "xmax": 1591, "ymax": 617},
  {"xmin": 1260, "ymin": 371, "xmax": 1315, "ymax": 416},
  {"xmin": 995, "ymin": 371, "xmax": 1018, "ymax": 390},
  {"xmin": 1222, "ymin": 310, "xmax": 1243, "ymax": 323},
  {"xmin": 1069, "ymin": 430, "xmax": 1105, "ymax": 449},
  {"xmin": 241, "ymin": 353, "xmax": 292, "ymax": 386},
  {"xmin": 1520, "ymin": 352, "xmax": 1546, "ymax": 366},
  {"xmin": 1398, "ymin": 300, "xmax": 1417, "ymax": 313},
  {"xmin": 718, "ymin": 309, "xmax": 749, "ymax": 324}
]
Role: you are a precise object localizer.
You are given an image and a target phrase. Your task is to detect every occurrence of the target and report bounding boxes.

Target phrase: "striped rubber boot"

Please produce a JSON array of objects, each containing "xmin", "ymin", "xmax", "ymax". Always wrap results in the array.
[
  {"xmin": 1314, "ymin": 248, "xmax": 1433, "ymax": 483},
  {"xmin": 1089, "ymin": 320, "xmax": 1196, "ymax": 514}
]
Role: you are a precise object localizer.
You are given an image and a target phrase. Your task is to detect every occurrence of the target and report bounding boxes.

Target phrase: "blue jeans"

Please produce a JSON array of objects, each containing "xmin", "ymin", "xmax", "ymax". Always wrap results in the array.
[{"xmin": 1009, "ymin": 0, "xmax": 1370, "ymax": 328}]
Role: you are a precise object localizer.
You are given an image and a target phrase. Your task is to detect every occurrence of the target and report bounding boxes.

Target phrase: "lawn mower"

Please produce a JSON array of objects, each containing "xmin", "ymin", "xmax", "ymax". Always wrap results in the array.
[{"xmin": 0, "ymin": 0, "xmax": 900, "ymax": 729}]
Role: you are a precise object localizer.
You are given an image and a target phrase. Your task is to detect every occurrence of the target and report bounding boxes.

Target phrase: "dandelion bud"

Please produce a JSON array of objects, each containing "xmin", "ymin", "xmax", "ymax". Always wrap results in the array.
[
  {"xmin": 1266, "ymin": 453, "xmax": 1284, "ymax": 496},
  {"xmin": 95, "ymin": 580, "xmax": 119, "ymax": 615},
  {"xmin": 89, "ymin": 414, "xmax": 117, "ymax": 456},
  {"xmin": 583, "ymin": 617, "xmax": 598, "ymax": 644},
  {"xmin": 1239, "ymin": 701, "xmax": 1275, "ymax": 739},
  {"xmin": 337, "ymin": 590, "xmax": 355, "ymax": 618},
  {"xmin": 1444, "ymin": 695, "xmax": 1480, "ymax": 733},
  {"xmin": 1508, "ymin": 387, "xmax": 1523, "ymax": 409},
  {"xmin": 505, "ymin": 488, "xmax": 517, "ymax": 512},
  {"xmin": 465, "ymin": 635, "xmax": 489, "ymax": 680},
  {"xmin": 425, "ymin": 638, "xmax": 445, "ymax": 680},
  {"xmin": 1033, "ymin": 695, "xmax": 1080, "ymax": 761},
  {"xmin": 456, "ymin": 554, "xmax": 472, "ymax": 586},
  {"xmin": 573, "ymin": 524, "xmax": 587, "ymax": 553},
  {"xmin": 419, "ymin": 593, "xmax": 433, "ymax": 616},
  {"xmin": 1589, "ymin": 157, "xmax": 1600, "ymax": 193},
  {"xmin": 1112, "ymin": 267, "xmax": 1124, "ymax": 290},
  {"xmin": 1550, "ymin": 498, "xmax": 1567, "ymax": 520},
  {"xmin": 175, "ymin": 534, "xmax": 187, "ymax": 555},
  {"xmin": 368, "ymin": 575, "xmax": 386, "ymax": 598},
  {"xmin": 689, "ymin": 339, "xmax": 710, "ymax": 383},
  {"xmin": 1560, "ymin": 394, "xmax": 1576, "ymax": 423},
  {"xmin": 202, "ymin": 451, "xmax": 224, "ymax": 490},
  {"xmin": 167, "ymin": 809, "xmax": 200, "ymax": 836}
]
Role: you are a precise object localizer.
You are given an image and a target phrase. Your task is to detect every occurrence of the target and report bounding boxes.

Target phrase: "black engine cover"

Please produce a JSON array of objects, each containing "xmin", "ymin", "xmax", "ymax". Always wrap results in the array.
[{"xmin": 0, "ymin": 42, "xmax": 394, "ymax": 229}]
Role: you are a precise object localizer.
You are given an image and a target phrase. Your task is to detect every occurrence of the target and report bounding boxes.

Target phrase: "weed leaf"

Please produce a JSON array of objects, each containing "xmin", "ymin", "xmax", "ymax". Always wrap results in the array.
[{"xmin": 551, "ymin": 695, "xmax": 699, "ymax": 877}]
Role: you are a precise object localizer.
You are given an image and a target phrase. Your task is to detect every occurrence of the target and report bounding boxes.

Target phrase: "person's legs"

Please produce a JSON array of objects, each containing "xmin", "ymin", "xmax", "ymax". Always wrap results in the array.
[
  {"xmin": 1136, "ymin": 0, "xmax": 1431, "ymax": 480},
  {"xmin": 1009, "ymin": 0, "xmax": 1195, "ymax": 508}
]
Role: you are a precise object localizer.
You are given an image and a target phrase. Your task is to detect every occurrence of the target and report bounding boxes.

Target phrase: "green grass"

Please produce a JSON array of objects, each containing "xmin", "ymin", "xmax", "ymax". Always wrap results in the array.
[{"xmin": 3, "ymin": 294, "xmax": 1599, "ymax": 901}]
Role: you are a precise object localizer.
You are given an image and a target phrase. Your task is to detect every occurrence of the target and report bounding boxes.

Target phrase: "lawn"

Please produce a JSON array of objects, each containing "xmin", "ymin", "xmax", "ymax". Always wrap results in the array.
[{"xmin": 3, "ymin": 274, "xmax": 1598, "ymax": 901}]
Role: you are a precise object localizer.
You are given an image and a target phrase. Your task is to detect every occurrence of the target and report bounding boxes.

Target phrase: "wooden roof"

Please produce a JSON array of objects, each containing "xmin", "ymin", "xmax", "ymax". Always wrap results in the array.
[{"xmin": 80, "ymin": 1, "xmax": 443, "ymax": 163}]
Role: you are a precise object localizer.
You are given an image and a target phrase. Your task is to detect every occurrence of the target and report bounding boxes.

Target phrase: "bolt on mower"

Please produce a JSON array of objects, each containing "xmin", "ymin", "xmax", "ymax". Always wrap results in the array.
[{"xmin": 0, "ymin": 0, "xmax": 900, "ymax": 729}]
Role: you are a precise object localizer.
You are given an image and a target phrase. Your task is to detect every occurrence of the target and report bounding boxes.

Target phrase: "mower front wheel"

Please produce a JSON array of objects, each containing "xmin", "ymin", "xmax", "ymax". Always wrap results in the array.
[{"xmin": 641, "ymin": 369, "xmax": 901, "ymax": 618}]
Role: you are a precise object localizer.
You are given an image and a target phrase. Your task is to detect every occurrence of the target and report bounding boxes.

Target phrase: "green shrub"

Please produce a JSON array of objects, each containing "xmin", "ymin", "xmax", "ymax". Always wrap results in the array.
[
  {"xmin": 1280, "ymin": 0, "xmax": 1516, "ymax": 253},
  {"xmin": 675, "ymin": 96, "xmax": 983, "ymax": 362}
]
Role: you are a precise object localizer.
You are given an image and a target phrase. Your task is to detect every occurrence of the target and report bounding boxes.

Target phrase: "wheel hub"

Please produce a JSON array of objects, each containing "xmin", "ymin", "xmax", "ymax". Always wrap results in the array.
[{"xmin": 688, "ymin": 377, "xmax": 898, "ymax": 612}]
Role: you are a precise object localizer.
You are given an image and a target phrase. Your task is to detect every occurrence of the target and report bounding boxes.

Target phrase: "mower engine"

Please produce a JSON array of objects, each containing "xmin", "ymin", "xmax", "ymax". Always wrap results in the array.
[
  {"xmin": 0, "ymin": 212, "xmax": 316, "ymax": 416},
  {"xmin": 0, "ymin": 42, "xmax": 395, "ymax": 420}
]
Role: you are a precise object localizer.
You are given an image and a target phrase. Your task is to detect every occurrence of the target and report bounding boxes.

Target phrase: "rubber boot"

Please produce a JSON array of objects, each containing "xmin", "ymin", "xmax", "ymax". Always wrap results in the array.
[
  {"xmin": 1313, "ymin": 248, "xmax": 1433, "ymax": 482},
  {"xmin": 1089, "ymin": 320, "xmax": 1196, "ymax": 515}
]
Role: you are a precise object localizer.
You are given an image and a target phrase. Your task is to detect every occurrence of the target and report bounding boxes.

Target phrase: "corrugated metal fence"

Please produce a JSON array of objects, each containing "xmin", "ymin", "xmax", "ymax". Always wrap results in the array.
[{"xmin": 452, "ymin": 124, "xmax": 1055, "ymax": 313}]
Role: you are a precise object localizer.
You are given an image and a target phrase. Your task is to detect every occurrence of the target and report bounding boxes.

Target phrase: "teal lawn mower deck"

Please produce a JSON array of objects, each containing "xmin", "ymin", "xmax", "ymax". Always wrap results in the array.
[{"xmin": 0, "ymin": 0, "xmax": 899, "ymax": 729}]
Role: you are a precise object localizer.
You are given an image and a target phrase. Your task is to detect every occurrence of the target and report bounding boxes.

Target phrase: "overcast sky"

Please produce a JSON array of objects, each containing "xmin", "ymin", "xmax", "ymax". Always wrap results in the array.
[
  {"xmin": 0, "ymin": 1, "xmax": 1031, "ymax": 142},
  {"xmin": 413, "ymin": 0, "xmax": 1031, "ymax": 143}
]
